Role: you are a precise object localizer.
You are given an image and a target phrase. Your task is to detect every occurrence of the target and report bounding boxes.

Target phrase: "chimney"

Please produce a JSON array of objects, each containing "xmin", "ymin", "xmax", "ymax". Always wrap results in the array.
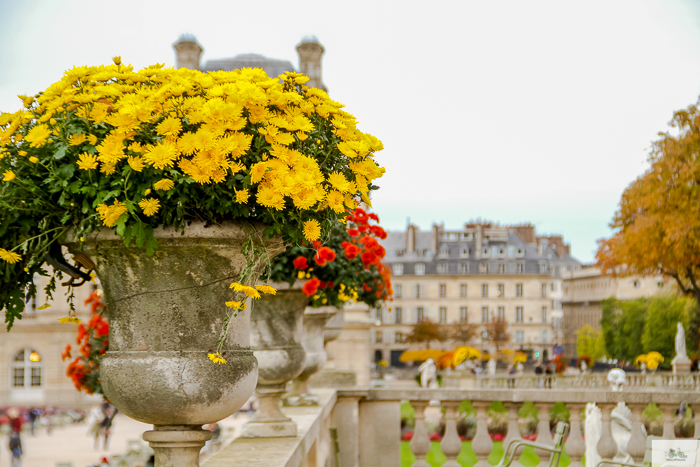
[
  {"xmin": 541, "ymin": 235, "xmax": 569, "ymax": 257},
  {"xmin": 475, "ymin": 224, "xmax": 483, "ymax": 259},
  {"xmin": 512, "ymin": 224, "xmax": 536, "ymax": 244},
  {"xmin": 431, "ymin": 224, "xmax": 442, "ymax": 254},
  {"xmin": 406, "ymin": 224, "xmax": 417, "ymax": 253},
  {"xmin": 173, "ymin": 35, "xmax": 203, "ymax": 70},
  {"xmin": 297, "ymin": 36, "xmax": 327, "ymax": 92}
]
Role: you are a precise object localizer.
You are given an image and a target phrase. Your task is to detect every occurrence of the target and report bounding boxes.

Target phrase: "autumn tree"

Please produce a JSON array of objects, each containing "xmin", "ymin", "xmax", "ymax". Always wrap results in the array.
[
  {"xmin": 405, "ymin": 318, "xmax": 446, "ymax": 349},
  {"xmin": 450, "ymin": 317, "xmax": 478, "ymax": 345},
  {"xmin": 597, "ymin": 97, "xmax": 700, "ymax": 351},
  {"xmin": 484, "ymin": 317, "xmax": 511, "ymax": 351},
  {"xmin": 575, "ymin": 325, "xmax": 606, "ymax": 361}
]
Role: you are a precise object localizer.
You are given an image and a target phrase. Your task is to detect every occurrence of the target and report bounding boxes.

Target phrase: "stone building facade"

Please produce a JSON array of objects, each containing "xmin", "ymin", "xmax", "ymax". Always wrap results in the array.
[
  {"xmin": 560, "ymin": 266, "xmax": 669, "ymax": 356},
  {"xmin": 374, "ymin": 222, "xmax": 581, "ymax": 366}
]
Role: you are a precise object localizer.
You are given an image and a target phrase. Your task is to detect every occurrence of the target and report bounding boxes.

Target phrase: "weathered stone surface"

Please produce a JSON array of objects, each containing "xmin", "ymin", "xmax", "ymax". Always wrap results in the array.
[{"xmin": 65, "ymin": 221, "xmax": 284, "ymax": 425}]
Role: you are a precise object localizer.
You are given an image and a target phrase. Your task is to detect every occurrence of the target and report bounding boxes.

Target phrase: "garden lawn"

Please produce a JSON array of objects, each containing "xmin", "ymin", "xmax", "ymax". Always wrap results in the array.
[{"xmin": 400, "ymin": 441, "xmax": 572, "ymax": 467}]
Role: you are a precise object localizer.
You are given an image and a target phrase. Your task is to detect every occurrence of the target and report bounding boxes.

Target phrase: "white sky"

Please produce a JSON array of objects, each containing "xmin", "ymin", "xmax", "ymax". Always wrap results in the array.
[{"xmin": 2, "ymin": 0, "xmax": 699, "ymax": 263}]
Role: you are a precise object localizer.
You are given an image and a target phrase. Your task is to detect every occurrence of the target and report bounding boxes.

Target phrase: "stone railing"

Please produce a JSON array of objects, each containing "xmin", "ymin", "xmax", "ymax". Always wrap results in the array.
[
  {"xmin": 442, "ymin": 371, "xmax": 700, "ymax": 391},
  {"xmin": 205, "ymin": 387, "xmax": 700, "ymax": 467}
]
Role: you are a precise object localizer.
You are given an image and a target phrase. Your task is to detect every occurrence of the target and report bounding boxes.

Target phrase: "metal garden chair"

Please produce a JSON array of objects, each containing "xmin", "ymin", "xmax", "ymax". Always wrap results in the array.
[{"xmin": 496, "ymin": 421, "xmax": 570, "ymax": 467}]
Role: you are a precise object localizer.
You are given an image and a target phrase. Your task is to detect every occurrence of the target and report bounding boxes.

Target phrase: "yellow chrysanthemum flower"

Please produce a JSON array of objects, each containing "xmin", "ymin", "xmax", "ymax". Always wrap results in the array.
[
  {"xmin": 326, "ymin": 190, "xmax": 345, "ymax": 213},
  {"xmin": 229, "ymin": 282, "xmax": 262, "ymax": 299},
  {"xmin": 96, "ymin": 199, "xmax": 128, "ymax": 227},
  {"xmin": 327, "ymin": 172, "xmax": 351, "ymax": 192},
  {"xmin": 143, "ymin": 141, "xmax": 179, "ymax": 170},
  {"xmin": 25, "ymin": 124, "xmax": 51, "ymax": 147},
  {"xmin": 234, "ymin": 188, "xmax": 250, "ymax": 204},
  {"xmin": 153, "ymin": 179, "xmax": 174, "ymax": 191},
  {"xmin": 87, "ymin": 134, "xmax": 98, "ymax": 145},
  {"xmin": 2, "ymin": 170, "xmax": 15, "ymax": 181},
  {"xmin": 0, "ymin": 248, "xmax": 21, "ymax": 264},
  {"xmin": 18, "ymin": 151, "xmax": 27, "ymax": 156},
  {"xmin": 208, "ymin": 352, "xmax": 227, "ymax": 364},
  {"xmin": 127, "ymin": 156, "xmax": 144, "ymax": 172},
  {"xmin": 255, "ymin": 285, "xmax": 277, "ymax": 295},
  {"xmin": 112, "ymin": 56, "xmax": 122, "ymax": 66},
  {"xmin": 156, "ymin": 117, "xmax": 182, "ymax": 138},
  {"xmin": 138, "ymin": 198, "xmax": 160, "ymax": 216},
  {"xmin": 57, "ymin": 316, "xmax": 81, "ymax": 324},
  {"xmin": 303, "ymin": 219, "xmax": 321, "ymax": 241},
  {"xmin": 69, "ymin": 134, "xmax": 87, "ymax": 146},
  {"xmin": 29, "ymin": 156, "xmax": 38, "ymax": 163},
  {"xmin": 77, "ymin": 152, "xmax": 98, "ymax": 171},
  {"xmin": 37, "ymin": 304, "xmax": 51, "ymax": 310},
  {"xmin": 225, "ymin": 300, "xmax": 244, "ymax": 309}
]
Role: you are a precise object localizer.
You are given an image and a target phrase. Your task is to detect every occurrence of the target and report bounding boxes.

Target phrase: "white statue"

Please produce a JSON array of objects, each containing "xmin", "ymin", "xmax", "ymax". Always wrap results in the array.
[
  {"xmin": 673, "ymin": 322, "xmax": 691, "ymax": 364},
  {"xmin": 487, "ymin": 358, "xmax": 497, "ymax": 375},
  {"xmin": 516, "ymin": 362, "xmax": 524, "ymax": 375},
  {"xmin": 607, "ymin": 368, "xmax": 626, "ymax": 392},
  {"xmin": 640, "ymin": 362, "xmax": 647, "ymax": 374},
  {"xmin": 611, "ymin": 402, "xmax": 632, "ymax": 462},
  {"xmin": 581, "ymin": 360, "xmax": 588, "ymax": 373},
  {"xmin": 418, "ymin": 358, "xmax": 438, "ymax": 389},
  {"xmin": 585, "ymin": 403, "xmax": 602, "ymax": 467}
]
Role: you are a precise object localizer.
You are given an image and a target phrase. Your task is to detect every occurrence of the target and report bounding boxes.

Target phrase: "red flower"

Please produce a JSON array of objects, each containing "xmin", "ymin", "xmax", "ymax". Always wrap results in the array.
[
  {"xmin": 319, "ymin": 247, "xmax": 336, "ymax": 262},
  {"xmin": 370, "ymin": 225, "xmax": 387, "ymax": 239},
  {"xmin": 358, "ymin": 225, "xmax": 369, "ymax": 233},
  {"xmin": 61, "ymin": 344, "xmax": 72, "ymax": 361},
  {"xmin": 302, "ymin": 278, "xmax": 321, "ymax": 297},
  {"xmin": 353, "ymin": 208, "xmax": 368, "ymax": 224},
  {"xmin": 319, "ymin": 281, "xmax": 327, "ymax": 289},
  {"xmin": 348, "ymin": 229, "xmax": 359, "ymax": 236},
  {"xmin": 368, "ymin": 213, "xmax": 379, "ymax": 222},
  {"xmin": 314, "ymin": 255, "xmax": 326, "ymax": 266},
  {"xmin": 362, "ymin": 251, "xmax": 377, "ymax": 267},
  {"xmin": 312, "ymin": 241, "xmax": 322, "ymax": 250},
  {"xmin": 293, "ymin": 256, "xmax": 309, "ymax": 270},
  {"xmin": 344, "ymin": 243, "xmax": 362, "ymax": 260}
]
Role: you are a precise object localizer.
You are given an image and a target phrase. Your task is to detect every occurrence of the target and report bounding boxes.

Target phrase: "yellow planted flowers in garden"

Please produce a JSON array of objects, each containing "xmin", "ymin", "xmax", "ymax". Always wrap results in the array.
[{"xmin": 0, "ymin": 58, "xmax": 384, "ymax": 327}]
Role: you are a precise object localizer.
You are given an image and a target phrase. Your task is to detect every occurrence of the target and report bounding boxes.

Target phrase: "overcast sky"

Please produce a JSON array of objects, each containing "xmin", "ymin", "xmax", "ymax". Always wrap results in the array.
[{"xmin": 2, "ymin": 0, "xmax": 700, "ymax": 263}]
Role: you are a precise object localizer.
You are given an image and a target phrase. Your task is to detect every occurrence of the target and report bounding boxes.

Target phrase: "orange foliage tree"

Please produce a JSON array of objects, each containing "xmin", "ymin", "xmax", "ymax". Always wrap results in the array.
[
  {"xmin": 484, "ymin": 317, "xmax": 511, "ymax": 351},
  {"xmin": 405, "ymin": 318, "xmax": 447, "ymax": 349},
  {"xmin": 596, "ymin": 97, "xmax": 700, "ymax": 350}
]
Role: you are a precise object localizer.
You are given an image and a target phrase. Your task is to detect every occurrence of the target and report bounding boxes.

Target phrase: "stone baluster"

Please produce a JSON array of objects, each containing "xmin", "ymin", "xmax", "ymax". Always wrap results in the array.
[
  {"xmin": 565, "ymin": 403, "xmax": 585, "ymax": 467},
  {"xmin": 627, "ymin": 403, "xmax": 647, "ymax": 464},
  {"xmin": 534, "ymin": 402, "xmax": 554, "ymax": 464},
  {"xmin": 659, "ymin": 404, "xmax": 677, "ymax": 439},
  {"xmin": 472, "ymin": 401, "xmax": 494, "ymax": 467},
  {"xmin": 597, "ymin": 404, "xmax": 617, "ymax": 460},
  {"xmin": 441, "ymin": 401, "xmax": 463, "ymax": 467},
  {"xmin": 409, "ymin": 401, "xmax": 431, "ymax": 467},
  {"xmin": 503, "ymin": 403, "xmax": 523, "ymax": 467}
]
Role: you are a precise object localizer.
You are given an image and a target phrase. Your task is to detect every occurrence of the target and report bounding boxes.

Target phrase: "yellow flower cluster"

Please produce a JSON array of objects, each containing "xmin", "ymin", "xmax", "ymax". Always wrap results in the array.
[
  {"xmin": 0, "ymin": 62, "xmax": 384, "ymax": 241},
  {"xmin": 208, "ymin": 352, "xmax": 227, "ymax": 364},
  {"xmin": 57, "ymin": 316, "xmax": 81, "ymax": 324},
  {"xmin": 0, "ymin": 248, "xmax": 21, "ymax": 264}
]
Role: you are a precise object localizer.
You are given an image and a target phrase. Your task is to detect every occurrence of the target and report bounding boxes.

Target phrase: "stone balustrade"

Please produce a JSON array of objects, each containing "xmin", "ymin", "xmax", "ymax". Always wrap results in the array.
[
  {"xmin": 205, "ymin": 387, "xmax": 700, "ymax": 467},
  {"xmin": 441, "ymin": 371, "xmax": 700, "ymax": 391}
]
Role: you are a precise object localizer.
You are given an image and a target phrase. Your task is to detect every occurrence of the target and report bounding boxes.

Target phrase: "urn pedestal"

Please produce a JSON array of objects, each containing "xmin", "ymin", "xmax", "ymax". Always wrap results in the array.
[
  {"xmin": 284, "ymin": 306, "xmax": 337, "ymax": 406},
  {"xmin": 67, "ymin": 222, "xmax": 283, "ymax": 466},
  {"xmin": 242, "ymin": 288, "xmax": 308, "ymax": 437}
]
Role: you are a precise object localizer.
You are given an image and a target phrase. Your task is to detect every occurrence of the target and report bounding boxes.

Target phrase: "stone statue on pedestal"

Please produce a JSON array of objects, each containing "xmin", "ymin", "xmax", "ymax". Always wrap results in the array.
[
  {"xmin": 487, "ymin": 358, "xmax": 496, "ymax": 375},
  {"xmin": 672, "ymin": 322, "xmax": 691, "ymax": 373},
  {"xmin": 419, "ymin": 358, "xmax": 438, "ymax": 389},
  {"xmin": 585, "ymin": 403, "xmax": 602, "ymax": 467},
  {"xmin": 611, "ymin": 402, "xmax": 632, "ymax": 462}
]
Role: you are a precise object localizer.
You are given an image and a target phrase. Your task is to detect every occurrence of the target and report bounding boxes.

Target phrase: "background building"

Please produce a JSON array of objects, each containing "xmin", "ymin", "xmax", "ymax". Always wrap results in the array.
[
  {"xmin": 374, "ymin": 222, "xmax": 581, "ymax": 366},
  {"xmin": 560, "ymin": 266, "xmax": 668, "ymax": 356}
]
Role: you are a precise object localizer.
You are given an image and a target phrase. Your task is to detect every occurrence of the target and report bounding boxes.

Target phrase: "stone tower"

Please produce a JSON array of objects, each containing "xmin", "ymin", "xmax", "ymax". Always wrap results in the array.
[
  {"xmin": 173, "ymin": 34, "xmax": 203, "ymax": 70},
  {"xmin": 296, "ymin": 36, "xmax": 327, "ymax": 92}
]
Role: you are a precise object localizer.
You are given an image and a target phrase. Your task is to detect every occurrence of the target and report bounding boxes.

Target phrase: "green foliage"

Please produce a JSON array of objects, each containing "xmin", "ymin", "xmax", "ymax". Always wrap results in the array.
[
  {"xmin": 400, "ymin": 441, "xmax": 570, "ymax": 467},
  {"xmin": 642, "ymin": 295, "xmax": 695, "ymax": 360},
  {"xmin": 575, "ymin": 325, "xmax": 606, "ymax": 361},
  {"xmin": 600, "ymin": 298, "xmax": 647, "ymax": 361}
]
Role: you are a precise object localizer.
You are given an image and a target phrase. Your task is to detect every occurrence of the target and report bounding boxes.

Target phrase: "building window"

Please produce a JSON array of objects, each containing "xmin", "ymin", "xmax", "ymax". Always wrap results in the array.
[
  {"xmin": 539, "ymin": 263, "xmax": 548, "ymax": 274},
  {"xmin": 480, "ymin": 262, "xmax": 489, "ymax": 274},
  {"xmin": 395, "ymin": 332, "xmax": 404, "ymax": 344},
  {"xmin": 376, "ymin": 309, "xmax": 383, "ymax": 323},
  {"xmin": 460, "ymin": 248, "xmax": 469, "ymax": 258},
  {"xmin": 541, "ymin": 284, "xmax": 547, "ymax": 298},
  {"xmin": 481, "ymin": 306, "xmax": 489, "ymax": 323},
  {"xmin": 497, "ymin": 263, "xmax": 505, "ymax": 274},
  {"xmin": 515, "ymin": 283, "xmax": 523, "ymax": 297},
  {"xmin": 516, "ymin": 263, "xmax": 524, "ymax": 274},
  {"xmin": 498, "ymin": 306, "xmax": 504, "ymax": 320},
  {"xmin": 459, "ymin": 263, "xmax": 469, "ymax": 274},
  {"xmin": 439, "ymin": 307, "xmax": 447, "ymax": 324},
  {"xmin": 542, "ymin": 306, "xmax": 547, "ymax": 323},
  {"xmin": 439, "ymin": 247, "xmax": 449, "ymax": 257},
  {"xmin": 541, "ymin": 330, "xmax": 548, "ymax": 342},
  {"xmin": 395, "ymin": 284, "xmax": 402, "ymax": 299},
  {"xmin": 375, "ymin": 330, "xmax": 383, "ymax": 344},
  {"xmin": 396, "ymin": 249, "xmax": 406, "ymax": 257},
  {"xmin": 633, "ymin": 280, "xmax": 641, "ymax": 288},
  {"xmin": 551, "ymin": 282, "xmax": 556, "ymax": 292},
  {"xmin": 393, "ymin": 264, "xmax": 403, "ymax": 276},
  {"xmin": 460, "ymin": 307, "xmax": 468, "ymax": 322},
  {"xmin": 516, "ymin": 331, "xmax": 524, "ymax": 343},
  {"xmin": 417, "ymin": 307, "xmax": 425, "ymax": 322},
  {"xmin": 515, "ymin": 307, "xmax": 524, "ymax": 323},
  {"xmin": 415, "ymin": 284, "xmax": 422, "ymax": 298},
  {"xmin": 460, "ymin": 284, "xmax": 467, "ymax": 298},
  {"xmin": 415, "ymin": 263, "xmax": 425, "ymax": 275},
  {"xmin": 11, "ymin": 349, "xmax": 42, "ymax": 388},
  {"xmin": 395, "ymin": 307, "xmax": 403, "ymax": 324},
  {"xmin": 437, "ymin": 263, "xmax": 448, "ymax": 274},
  {"xmin": 439, "ymin": 283, "xmax": 447, "ymax": 298},
  {"xmin": 497, "ymin": 283, "xmax": 504, "ymax": 297},
  {"xmin": 481, "ymin": 284, "xmax": 488, "ymax": 297}
]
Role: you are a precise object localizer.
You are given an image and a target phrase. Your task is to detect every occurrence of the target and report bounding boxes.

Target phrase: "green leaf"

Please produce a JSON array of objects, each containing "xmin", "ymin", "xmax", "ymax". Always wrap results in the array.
[{"xmin": 54, "ymin": 145, "xmax": 67, "ymax": 160}]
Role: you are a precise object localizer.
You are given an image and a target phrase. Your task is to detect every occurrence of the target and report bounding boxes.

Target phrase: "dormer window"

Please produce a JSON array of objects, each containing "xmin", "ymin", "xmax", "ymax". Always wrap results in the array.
[
  {"xmin": 479, "ymin": 262, "xmax": 489, "ymax": 274},
  {"xmin": 439, "ymin": 247, "xmax": 449, "ymax": 257},
  {"xmin": 415, "ymin": 263, "xmax": 425, "ymax": 275},
  {"xmin": 460, "ymin": 248, "xmax": 469, "ymax": 258},
  {"xmin": 482, "ymin": 247, "xmax": 489, "ymax": 256},
  {"xmin": 437, "ymin": 263, "xmax": 448, "ymax": 274},
  {"xmin": 396, "ymin": 249, "xmax": 405, "ymax": 257},
  {"xmin": 392, "ymin": 264, "xmax": 403, "ymax": 276},
  {"xmin": 459, "ymin": 263, "xmax": 469, "ymax": 274}
]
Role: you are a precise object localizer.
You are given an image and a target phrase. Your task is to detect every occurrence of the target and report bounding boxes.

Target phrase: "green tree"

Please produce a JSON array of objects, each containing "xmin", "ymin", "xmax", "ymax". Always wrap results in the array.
[
  {"xmin": 600, "ymin": 297, "xmax": 648, "ymax": 361},
  {"xmin": 575, "ymin": 325, "xmax": 606, "ymax": 361},
  {"xmin": 642, "ymin": 295, "xmax": 696, "ymax": 360}
]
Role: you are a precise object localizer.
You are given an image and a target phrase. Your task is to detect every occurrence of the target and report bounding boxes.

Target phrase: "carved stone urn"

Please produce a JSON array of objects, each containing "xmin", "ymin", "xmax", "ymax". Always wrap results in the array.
[
  {"xmin": 284, "ymin": 306, "xmax": 337, "ymax": 406},
  {"xmin": 66, "ymin": 222, "xmax": 283, "ymax": 466},
  {"xmin": 242, "ymin": 286, "xmax": 309, "ymax": 437}
]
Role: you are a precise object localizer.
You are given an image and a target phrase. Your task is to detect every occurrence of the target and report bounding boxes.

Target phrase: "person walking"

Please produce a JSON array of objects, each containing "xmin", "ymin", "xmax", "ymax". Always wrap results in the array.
[
  {"xmin": 9, "ymin": 430, "xmax": 22, "ymax": 467},
  {"xmin": 100, "ymin": 403, "xmax": 118, "ymax": 450},
  {"xmin": 86, "ymin": 405, "xmax": 106, "ymax": 450}
]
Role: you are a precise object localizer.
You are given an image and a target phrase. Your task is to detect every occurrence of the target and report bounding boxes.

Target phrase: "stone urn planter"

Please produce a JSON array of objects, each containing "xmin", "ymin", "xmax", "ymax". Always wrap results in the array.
[
  {"xmin": 284, "ymin": 306, "xmax": 337, "ymax": 406},
  {"xmin": 66, "ymin": 222, "xmax": 283, "ymax": 466},
  {"xmin": 242, "ymin": 286, "xmax": 309, "ymax": 437}
]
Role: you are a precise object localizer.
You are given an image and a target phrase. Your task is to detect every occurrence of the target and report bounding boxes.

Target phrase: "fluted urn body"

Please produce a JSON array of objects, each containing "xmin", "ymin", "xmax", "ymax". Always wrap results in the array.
[{"xmin": 66, "ymin": 222, "xmax": 283, "ymax": 465}]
